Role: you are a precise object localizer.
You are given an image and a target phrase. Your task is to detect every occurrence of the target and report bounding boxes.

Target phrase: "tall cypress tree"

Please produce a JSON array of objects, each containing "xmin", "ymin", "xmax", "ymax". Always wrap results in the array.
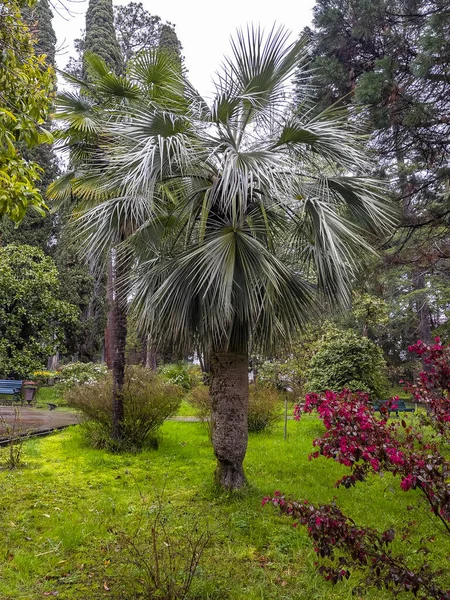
[
  {"xmin": 25, "ymin": 0, "xmax": 56, "ymax": 63},
  {"xmin": 83, "ymin": 0, "xmax": 123, "ymax": 75},
  {"xmin": 159, "ymin": 23, "xmax": 182, "ymax": 58}
]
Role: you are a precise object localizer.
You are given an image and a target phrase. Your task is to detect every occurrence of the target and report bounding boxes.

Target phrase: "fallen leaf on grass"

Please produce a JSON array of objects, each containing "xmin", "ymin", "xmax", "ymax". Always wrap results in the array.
[{"xmin": 103, "ymin": 581, "xmax": 110, "ymax": 591}]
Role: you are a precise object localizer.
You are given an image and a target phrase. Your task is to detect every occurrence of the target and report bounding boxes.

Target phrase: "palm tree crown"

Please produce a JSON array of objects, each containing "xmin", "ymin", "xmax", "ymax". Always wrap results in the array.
[{"xmin": 52, "ymin": 26, "xmax": 391, "ymax": 356}]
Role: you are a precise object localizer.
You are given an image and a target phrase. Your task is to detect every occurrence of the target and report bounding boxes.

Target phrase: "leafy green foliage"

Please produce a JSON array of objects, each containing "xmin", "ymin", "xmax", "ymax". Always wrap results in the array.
[
  {"xmin": 66, "ymin": 365, "xmax": 182, "ymax": 450},
  {"xmin": 23, "ymin": 0, "xmax": 56, "ymax": 63},
  {"xmin": 307, "ymin": 326, "xmax": 388, "ymax": 398},
  {"xmin": 256, "ymin": 326, "xmax": 323, "ymax": 397},
  {"xmin": 303, "ymin": 0, "xmax": 450, "ymax": 361},
  {"xmin": 0, "ymin": 0, "xmax": 55, "ymax": 222},
  {"xmin": 0, "ymin": 244, "xmax": 78, "ymax": 378}
]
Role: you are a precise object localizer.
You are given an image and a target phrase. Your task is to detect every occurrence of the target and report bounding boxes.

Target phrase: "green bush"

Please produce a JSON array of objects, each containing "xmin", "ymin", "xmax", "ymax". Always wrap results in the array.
[
  {"xmin": 65, "ymin": 365, "xmax": 182, "ymax": 451},
  {"xmin": 56, "ymin": 362, "xmax": 109, "ymax": 392},
  {"xmin": 247, "ymin": 385, "xmax": 282, "ymax": 433},
  {"xmin": 306, "ymin": 328, "xmax": 388, "ymax": 398},
  {"xmin": 190, "ymin": 384, "xmax": 282, "ymax": 435},
  {"xmin": 190, "ymin": 385, "xmax": 213, "ymax": 439},
  {"xmin": 255, "ymin": 326, "xmax": 322, "ymax": 398},
  {"xmin": 157, "ymin": 362, "xmax": 203, "ymax": 391}
]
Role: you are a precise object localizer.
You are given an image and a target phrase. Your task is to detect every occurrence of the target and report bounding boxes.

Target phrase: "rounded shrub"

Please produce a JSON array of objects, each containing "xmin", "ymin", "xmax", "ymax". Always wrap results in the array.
[
  {"xmin": 65, "ymin": 365, "xmax": 182, "ymax": 451},
  {"xmin": 306, "ymin": 328, "xmax": 388, "ymax": 398}
]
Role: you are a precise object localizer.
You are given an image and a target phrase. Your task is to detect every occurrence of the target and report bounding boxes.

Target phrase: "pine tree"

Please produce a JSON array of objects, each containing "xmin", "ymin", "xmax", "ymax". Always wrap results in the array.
[{"xmin": 303, "ymin": 0, "xmax": 450, "ymax": 357}]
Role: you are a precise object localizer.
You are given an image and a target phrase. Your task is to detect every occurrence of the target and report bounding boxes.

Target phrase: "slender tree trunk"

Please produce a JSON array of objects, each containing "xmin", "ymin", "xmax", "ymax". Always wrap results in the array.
[
  {"xmin": 412, "ymin": 271, "xmax": 432, "ymax": 344},
  {"xmin": 394, "ymin": 126, "xmax": 433, "ymax": 351},
  {"xmin": 111, "ymin": 254, "xmax": 127, "ymax": 442},
  {"xmin": 145, "ymin": 335, "xmax": 158, "ymax": 370},
  {"xmin": 105, "ymin": 250, "xmax": 115, "ymax": 369},
  {"xmin": 210, "ymin": 350, "xmax": 248, "ymax": 490}
]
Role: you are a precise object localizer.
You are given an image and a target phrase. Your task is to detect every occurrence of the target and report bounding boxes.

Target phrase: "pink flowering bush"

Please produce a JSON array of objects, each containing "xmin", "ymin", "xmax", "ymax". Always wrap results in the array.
[{"xmin": 265, "ymin": 339, "xmax": 450, "ymax": 598}]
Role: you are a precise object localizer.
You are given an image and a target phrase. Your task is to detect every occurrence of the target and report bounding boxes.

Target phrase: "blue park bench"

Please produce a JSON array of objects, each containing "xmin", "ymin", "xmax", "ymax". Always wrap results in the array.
[
  {"xmin": 0, "ymin": 380, "xmax": 23, "ymax": 404},
  {"xmin": 372, "ymin": 399, "xmax": 415, "ymax": 418}
]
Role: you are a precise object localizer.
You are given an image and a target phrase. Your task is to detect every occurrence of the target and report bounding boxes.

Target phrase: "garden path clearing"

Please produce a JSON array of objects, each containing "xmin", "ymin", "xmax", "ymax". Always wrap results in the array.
[{"xmin": 0, "ymin": 406, "xmax": 79, "ymax": 442}]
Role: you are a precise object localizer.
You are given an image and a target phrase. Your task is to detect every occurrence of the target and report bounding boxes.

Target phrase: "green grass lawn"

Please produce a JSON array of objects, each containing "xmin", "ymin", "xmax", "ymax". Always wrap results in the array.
[{"xmin": 0, "ymin": 414, "xmax": 448, "ymax": 600}]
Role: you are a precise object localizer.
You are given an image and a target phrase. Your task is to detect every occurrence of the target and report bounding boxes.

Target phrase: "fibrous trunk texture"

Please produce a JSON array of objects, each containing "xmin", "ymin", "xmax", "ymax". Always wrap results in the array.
[{"xmin": 210, "ymin": 351, "xmax": 248, "ymax": 490}]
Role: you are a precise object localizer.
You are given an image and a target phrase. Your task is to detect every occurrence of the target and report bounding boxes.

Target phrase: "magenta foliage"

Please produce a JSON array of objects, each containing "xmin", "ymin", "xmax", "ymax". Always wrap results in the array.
[
  {"xmin": 266, "ymin": 339, "xmax": 450, "ymax": 598},
  {"xmin": 294, "ymin": 386, "xmax": 450, "ymax": 526},
  {"xmin": 264, "ymin": 493, "xmax": 450, "ymax": 599},
  {"xmin": 405, "ymin": 338, "xmax": 450, "ymax": 436}
]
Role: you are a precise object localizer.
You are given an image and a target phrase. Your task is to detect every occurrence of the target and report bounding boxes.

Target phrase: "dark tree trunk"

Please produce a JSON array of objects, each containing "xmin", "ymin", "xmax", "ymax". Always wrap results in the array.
[
  {"xmin": 111, "ymin": 254, "xmax": 127, "ymax": 442},
  {"xmin": 412, "ymin": 271, "xmax": 432, "ymax": 345},
  {"xmin": 104, "ymin": 251, "xmax": 115, "ymax": 369},
  {"xmin": 210, "ymin": 350, "xmax": 248, "ymax": 490}
]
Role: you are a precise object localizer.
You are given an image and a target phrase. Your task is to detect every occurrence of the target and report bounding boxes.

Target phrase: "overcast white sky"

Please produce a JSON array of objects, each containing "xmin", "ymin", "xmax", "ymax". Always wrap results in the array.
[{"xmin": 53, "ymin": 0, "xmax": 315, "ymax": 98}]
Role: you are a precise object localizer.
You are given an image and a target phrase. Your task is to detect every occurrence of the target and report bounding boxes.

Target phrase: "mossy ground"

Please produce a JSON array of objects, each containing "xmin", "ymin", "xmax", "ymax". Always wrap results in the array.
[{"xmin": 0, "ymin": 407, "xmax": 448, "ymax": 600}]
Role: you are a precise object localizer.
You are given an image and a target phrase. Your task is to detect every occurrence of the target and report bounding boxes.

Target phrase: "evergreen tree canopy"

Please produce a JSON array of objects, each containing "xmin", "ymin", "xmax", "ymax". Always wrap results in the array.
[
  {"xmin": 0, "ymin": 244, "xmax": 78, "ymax": 379},
  {"xmin": 24, "ymin": 0, "xmax": 56, "ymax": 64},
  {"xmin": 303, "ymin": 0, "xmax": 450, "ymax": 354},
  {"xmin": 83, "ymin": 0, "xmax": 123, "ymax": 75}
]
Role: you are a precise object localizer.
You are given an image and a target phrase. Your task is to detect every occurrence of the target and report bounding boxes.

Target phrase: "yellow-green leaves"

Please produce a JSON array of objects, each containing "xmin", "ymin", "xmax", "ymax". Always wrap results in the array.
[{"xmin": 0, "ymin": 0, "xmax": 55, "ymax": 222}]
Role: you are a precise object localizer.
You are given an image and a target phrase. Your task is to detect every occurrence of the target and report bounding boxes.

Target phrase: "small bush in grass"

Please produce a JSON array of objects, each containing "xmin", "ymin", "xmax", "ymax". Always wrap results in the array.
[
  {"xmin": 115, "ymin": 497, "xmax": 212, "ymax": 600},
  {"xmin": 56, "ymin": 362, "xmax": 108, "ymax": 392},
  {"xmin": 190, "ymin": 385, "xmax": 213, "ymax": 438},
  {"xmin": 190, "ymin": 384, "xmax": 281, "ymax": 435},
  {"xmin": 65, "ymin": 365, "xmax": 182, "ymax": 451},
  {"xmin": 248, "ymin": 385, "xmax": 282, "ymax": 433}
]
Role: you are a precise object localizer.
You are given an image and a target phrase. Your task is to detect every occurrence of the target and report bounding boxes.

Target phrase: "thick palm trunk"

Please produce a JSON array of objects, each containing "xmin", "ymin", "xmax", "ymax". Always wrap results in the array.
[
  {"xmin": 111, "ymin": 255, "xmax": 127, "ymax": 442},
  {"xmin": 210, "ymin": 350, "xmax": 248, "ymax": 490}
]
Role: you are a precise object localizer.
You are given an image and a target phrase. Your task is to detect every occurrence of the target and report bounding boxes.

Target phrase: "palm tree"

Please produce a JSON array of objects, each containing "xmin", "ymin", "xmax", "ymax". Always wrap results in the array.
[{"xmin": 53, "ymin": 26, "xmax": 393, "ymax": 488}]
